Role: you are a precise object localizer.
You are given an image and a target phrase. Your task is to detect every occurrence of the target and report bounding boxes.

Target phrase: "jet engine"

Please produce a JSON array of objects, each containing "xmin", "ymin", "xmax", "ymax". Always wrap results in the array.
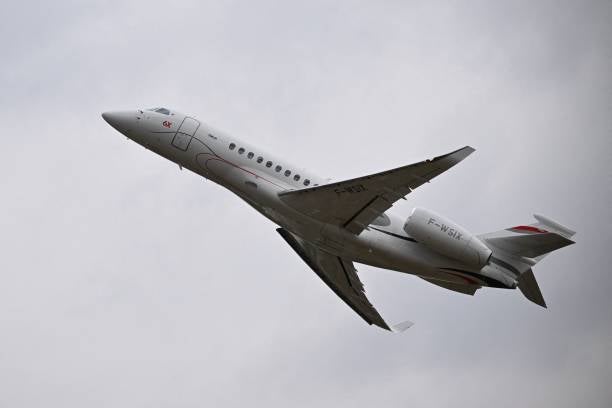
[{"xmin": 403, "ymin": 208, "xmax": 492, "ymax": 268}]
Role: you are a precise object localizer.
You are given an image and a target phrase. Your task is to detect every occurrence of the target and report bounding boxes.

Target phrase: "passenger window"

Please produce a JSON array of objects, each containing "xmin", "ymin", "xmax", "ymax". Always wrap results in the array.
[
  {"xmin": 304, "ymin": 179, "xmax": 310, "ymax": 186},
  {"xmin": 266, "ymin": 161, "xmax": 273, "ymax": 168},
  {"xmin": 229, "ymin": 143, "xmax": 236, "ymax": 150},
  {"xmin": 247, "ymin": 152, "xmax": 254, "ymax": 159},
  {"xmin": 294, "ymin": 174, "xmax": 300, "ymax": 181},
  {"xmin": 284, "ymin": 170, "xmax": 291, "ymax": 177},
  {"xmin": 257, "ymin": 156, "xmax": 263, "ymax": 163},
  {"xmin": 275, "ymin": 165, "xmax": 282, "ymax": 172},
  {"xmin": 238, "ymin": 147, "xmax": 245, "ymax": 154}
]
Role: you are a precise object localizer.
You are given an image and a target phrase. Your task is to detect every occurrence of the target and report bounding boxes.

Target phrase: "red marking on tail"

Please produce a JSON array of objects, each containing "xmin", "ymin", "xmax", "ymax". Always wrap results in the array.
[{"xmin": 510, "ymin": 225, "xmax": 548, "ymax": 234}]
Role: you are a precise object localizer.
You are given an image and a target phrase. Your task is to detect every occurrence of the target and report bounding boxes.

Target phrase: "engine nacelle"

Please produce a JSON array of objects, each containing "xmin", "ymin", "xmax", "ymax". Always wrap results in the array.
[{"xmin": 403, "ymin": 208, "xmax": 492, "ymax": 268}]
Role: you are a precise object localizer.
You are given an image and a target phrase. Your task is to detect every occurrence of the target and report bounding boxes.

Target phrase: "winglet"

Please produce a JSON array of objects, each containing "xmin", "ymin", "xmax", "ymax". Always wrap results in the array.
[{"xmin": 391, "ymin": 320, "xmax": 414, "ymax": 333}]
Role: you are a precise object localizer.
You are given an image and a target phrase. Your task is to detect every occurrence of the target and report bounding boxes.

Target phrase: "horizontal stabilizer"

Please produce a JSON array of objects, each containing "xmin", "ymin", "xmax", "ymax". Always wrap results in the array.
[
  {"xmin": 486, "ymin": 232, "xmax": 574, "ymax": 259},
  {"xmin": 533, "ymin": 214, "xmax": 576, "ymax": 239},
  {"xmin": 517, "ymin": 269, "xmax": 547, "ymax": 308},
  {"xmin": 479, "ymin": 214, "xmax": 575, "ymax": 308}
]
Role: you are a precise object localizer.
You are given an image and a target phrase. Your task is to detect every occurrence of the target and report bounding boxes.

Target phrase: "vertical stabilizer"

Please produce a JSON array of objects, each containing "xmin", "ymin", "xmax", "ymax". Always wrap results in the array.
[
  {"xmin": 479, "ymin": 214, "xmax": 575, "ymax": 308},
  {"xmin": 517, "ymin": 269, "xmax": 547, "ymax": 308}
]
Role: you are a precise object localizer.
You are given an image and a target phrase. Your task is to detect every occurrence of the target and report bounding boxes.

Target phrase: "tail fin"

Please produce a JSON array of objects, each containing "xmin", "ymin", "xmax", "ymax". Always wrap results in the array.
[
  {"xmin": 517, "ymin": 268, "xmax": 547, "ymax": 307},
  {"xmin": 479, "ymin": 215, "xmax": 575, "ymax": 307}
]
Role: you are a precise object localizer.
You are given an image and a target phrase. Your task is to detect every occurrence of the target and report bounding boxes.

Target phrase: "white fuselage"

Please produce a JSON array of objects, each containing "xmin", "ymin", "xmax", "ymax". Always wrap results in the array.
[{"xmin": 103, "ymin": 109, "xmax": 512, "ymax": 288}]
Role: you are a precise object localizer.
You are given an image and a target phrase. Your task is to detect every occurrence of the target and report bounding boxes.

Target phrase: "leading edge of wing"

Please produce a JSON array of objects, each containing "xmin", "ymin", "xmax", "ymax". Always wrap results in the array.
[{"xmin": 278, "ymin": 145, "xmax": 475, "ymax": 197}]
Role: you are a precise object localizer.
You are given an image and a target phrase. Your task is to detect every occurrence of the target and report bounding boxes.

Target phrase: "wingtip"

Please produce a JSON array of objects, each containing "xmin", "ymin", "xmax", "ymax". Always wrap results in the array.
[
  {"xmin": 458, "ymin": 145, "xmax": 476, "ymax": 157},
  {"xmin": 433, "ymin": 146, "xmax": 476, "ymax": 162},
  {"xmin": 390, "ymin": 320, "xmax": 414, "ymax": 333}
]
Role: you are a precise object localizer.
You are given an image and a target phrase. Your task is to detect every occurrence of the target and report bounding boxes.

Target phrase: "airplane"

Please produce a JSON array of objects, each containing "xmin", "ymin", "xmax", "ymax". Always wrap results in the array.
[{"xmin": 102, "ymin": 107, "xmax": 576, "ymax": 332}]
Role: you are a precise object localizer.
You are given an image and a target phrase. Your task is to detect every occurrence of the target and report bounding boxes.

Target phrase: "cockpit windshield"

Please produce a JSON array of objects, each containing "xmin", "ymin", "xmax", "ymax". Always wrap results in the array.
[{"xmin": 147, "ymin": 107, "xmax": 171, "ymax": 115}]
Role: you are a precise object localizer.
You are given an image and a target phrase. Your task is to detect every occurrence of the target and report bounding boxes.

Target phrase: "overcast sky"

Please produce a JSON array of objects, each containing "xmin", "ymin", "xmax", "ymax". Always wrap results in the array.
[{"xmin": 1, "ymin": 1, "xmax": 611, "ymax": 407}]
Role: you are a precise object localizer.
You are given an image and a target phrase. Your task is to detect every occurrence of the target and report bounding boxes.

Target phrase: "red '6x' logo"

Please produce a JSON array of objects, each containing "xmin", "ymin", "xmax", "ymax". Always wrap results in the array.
[{"xmin": 162, "ymin": 120, "xmax": 172, "ymax": 128}]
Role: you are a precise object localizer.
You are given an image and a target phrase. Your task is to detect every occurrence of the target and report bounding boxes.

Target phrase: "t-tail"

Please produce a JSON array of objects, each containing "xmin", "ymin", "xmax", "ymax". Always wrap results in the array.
[{"xmin": 478, "ymin": 214, "xmax": 576, "ymax": 308}]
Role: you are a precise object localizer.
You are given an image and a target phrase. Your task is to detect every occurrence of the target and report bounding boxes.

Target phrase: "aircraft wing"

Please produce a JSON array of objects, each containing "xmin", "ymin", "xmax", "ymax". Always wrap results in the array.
[
  {"xmin": 277, "ymin": 228, "xmax": 410, "ymax": 331},
  {"xmin": 278, "ymin": 146, "xmax": 474, "ymax": 235}
]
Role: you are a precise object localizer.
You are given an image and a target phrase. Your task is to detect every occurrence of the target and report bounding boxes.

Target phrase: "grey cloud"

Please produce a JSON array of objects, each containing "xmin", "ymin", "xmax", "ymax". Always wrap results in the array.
[{"xmin": 1, "ymin": 1, "xmax": 611, "ymax": 407}]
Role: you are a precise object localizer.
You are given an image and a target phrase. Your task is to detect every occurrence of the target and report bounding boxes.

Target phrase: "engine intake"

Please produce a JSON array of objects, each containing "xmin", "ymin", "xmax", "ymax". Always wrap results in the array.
[{"xmin": 403, "ymin": 208, "xmax": 492, "ymax": 268}]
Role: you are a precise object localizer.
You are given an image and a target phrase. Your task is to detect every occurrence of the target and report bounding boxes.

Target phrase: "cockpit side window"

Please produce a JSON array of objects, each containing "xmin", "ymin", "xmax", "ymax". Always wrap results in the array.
[{"xmin": 148, "ymin": 107, "xmax": 171, "ymax": 115}]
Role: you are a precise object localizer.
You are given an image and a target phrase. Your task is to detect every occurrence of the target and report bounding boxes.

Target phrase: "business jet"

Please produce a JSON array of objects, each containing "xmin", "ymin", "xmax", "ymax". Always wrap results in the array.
[{"xmin": 102, "ymin": 107, "xmax": 575, "ymax": 331}]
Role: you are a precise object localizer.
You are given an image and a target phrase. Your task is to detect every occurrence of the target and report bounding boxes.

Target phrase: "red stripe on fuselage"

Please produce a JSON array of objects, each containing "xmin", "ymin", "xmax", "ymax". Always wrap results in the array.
[
  {"xmin": 199, "ymin": 153, "xmax": 288, "ymax": 190},
  {"xmin": 444, "ymin": 271, "xmax": 480, "ymax": 285}
]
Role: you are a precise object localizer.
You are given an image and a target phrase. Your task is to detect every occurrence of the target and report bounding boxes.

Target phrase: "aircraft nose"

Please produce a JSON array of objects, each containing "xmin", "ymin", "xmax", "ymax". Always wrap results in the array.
[{"xmin": 102, "ymin": 110, "xmax": 139, "ymax": 134}]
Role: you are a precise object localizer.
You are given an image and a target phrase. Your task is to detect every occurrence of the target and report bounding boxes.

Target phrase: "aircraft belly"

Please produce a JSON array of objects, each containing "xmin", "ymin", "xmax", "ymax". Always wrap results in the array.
[
  {"xmin": 324, "ymin": 225, "xmax": 484, "ymax": 284},
  {"xmin": 346, "ymin": 230, "xmax": 431, "ymax": 271},
  {"xmin": 191, "ymin": 158, "xmax": 491, "ymax": 286}
]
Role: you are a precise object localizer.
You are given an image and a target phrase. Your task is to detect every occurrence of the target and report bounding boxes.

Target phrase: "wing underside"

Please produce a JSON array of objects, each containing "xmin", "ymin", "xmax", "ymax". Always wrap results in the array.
[
  {"xmin": 277, "ymin": 228, "xmax": 409, "ymax": 331},
  {"xmin": 279, "ymin": 146, "xmax": 474, "ymax": 235}
]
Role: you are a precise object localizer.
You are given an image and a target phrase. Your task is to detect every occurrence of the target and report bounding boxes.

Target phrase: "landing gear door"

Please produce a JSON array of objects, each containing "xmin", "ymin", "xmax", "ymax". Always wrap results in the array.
[{"xmin": 172, "ymin": 117, "xmax": 200, "ymax": 151}]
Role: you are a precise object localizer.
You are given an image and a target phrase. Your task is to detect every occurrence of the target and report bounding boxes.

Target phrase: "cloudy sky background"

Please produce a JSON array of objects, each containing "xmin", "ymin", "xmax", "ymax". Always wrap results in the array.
[{"xmin": 1, "ymin": 1, "xmax": 611, "ymax": 406}]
